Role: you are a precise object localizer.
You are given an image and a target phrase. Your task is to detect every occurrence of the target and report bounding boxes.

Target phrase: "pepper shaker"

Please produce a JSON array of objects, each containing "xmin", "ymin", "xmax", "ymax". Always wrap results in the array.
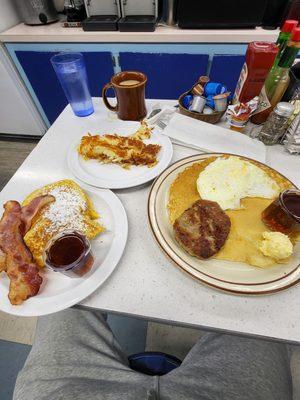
[{"xmin": 258, "ymin": 102, "xmax": 295, "ymax": 145}]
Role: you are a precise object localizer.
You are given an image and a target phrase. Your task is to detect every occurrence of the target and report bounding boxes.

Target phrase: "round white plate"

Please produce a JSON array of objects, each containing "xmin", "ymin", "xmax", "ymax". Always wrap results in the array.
[
  {"xmin": 148, "ymin": 153, "xmax": 300, "ymax": 295},
  {"xmin": 0, "ymin": 184, "xmax": 128, "ymax": 316},
  {"xmin": 67, "ymin": 121, "xmax": 173, "ymax": 189}
]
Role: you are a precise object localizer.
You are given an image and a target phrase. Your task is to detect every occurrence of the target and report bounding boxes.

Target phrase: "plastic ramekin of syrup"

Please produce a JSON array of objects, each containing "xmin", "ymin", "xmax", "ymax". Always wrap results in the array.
[
  {"xmin": 262, "ymin": 189, "xmax": 300, "ymax": 234},
  {"xmin": 44, "ymin": 230, "xmax": 94, "ymax": 277}
]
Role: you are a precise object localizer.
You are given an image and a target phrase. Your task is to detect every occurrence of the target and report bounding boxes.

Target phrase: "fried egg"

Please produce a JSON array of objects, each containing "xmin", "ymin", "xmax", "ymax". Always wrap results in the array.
[{"xmin": 196, "ymin": 156, "xmax": 280, "ymax": 210}]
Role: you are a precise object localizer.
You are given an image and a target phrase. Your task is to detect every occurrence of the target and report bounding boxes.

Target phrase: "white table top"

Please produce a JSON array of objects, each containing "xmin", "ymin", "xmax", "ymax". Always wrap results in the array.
[
  {"xmin": 1, "ymin": 98, "xmax": 300, "ymax": 343},
  {"xmin": 0, "ymin": 22, "xmax": 279, "ymax": 44}
]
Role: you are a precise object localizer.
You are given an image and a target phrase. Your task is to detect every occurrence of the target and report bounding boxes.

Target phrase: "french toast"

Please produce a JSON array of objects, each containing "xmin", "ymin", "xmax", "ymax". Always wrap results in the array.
[{"xmin": 22, "ymin": 180, "xmax": 104, "ymax": 267}]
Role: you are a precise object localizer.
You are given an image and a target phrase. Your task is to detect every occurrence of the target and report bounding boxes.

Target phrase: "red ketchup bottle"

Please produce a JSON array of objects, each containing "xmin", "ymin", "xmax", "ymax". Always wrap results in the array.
[{"xmin": 233, "ymin": 42, "xmax": 278, "ymax": 104}]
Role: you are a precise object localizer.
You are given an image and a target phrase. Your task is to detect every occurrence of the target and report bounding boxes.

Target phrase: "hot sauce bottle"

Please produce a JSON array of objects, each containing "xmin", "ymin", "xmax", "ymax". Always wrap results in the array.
[
  {"xmin": 251, "ymin": 28, "xmax": 300, "ymax": 125},
  {"xmin": 274, "ymin": 20, "xmax": 298, "ymax": 68},
  {"xmin": 233, "ymin": 42, "xmax": 278, "ymax": 104}
]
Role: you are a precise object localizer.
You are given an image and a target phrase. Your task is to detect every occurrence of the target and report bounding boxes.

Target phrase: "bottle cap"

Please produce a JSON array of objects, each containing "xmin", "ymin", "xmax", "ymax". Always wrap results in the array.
[
  {"xmin": 291, "ymin": 27, "xmax": 300, "ymax": 41},
  {"xmin": 275, "ymin": 102, "xmax": 295, "ymax": 117},
  {"xmin": 250, "ymin": 42, "xmax": 278, "ymax": 52},
  {"xmin": 281, "ymin": 20, "xmax": 298, "ymax": 33}
]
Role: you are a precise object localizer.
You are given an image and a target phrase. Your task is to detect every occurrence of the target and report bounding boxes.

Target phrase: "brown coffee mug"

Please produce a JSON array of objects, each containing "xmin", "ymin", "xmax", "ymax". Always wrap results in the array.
[{"xmin": 102, "ymin": 71, "xmax": 147, "ymax": 121}]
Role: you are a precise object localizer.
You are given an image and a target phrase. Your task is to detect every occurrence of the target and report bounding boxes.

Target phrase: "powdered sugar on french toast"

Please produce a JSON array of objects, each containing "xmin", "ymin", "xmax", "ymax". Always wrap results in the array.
[{"xmin": 43, "ymin": 186, "xmax": 86, "ymax": 234}]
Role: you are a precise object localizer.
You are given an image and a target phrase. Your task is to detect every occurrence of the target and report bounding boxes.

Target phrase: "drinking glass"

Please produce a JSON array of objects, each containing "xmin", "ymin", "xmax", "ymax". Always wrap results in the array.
[{"xmin": 51, "ymin": 52, "xmax": 94, "ymax": 117}]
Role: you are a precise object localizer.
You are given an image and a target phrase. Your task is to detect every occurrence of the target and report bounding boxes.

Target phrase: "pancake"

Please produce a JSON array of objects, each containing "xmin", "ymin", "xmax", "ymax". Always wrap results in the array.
[{"xmin": 168, "ymin": 156, "xmax": 294, "ymax": 268}]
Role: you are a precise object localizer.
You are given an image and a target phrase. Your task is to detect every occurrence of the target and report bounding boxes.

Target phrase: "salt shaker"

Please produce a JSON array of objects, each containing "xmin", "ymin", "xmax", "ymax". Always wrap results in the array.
[
  {"xmin": 284, "ymin": 112, "xmax": 300, "ymax": 154},
  {"xmin": 258, "ymin": 102, "xmax": 295, "ymax": 145}
]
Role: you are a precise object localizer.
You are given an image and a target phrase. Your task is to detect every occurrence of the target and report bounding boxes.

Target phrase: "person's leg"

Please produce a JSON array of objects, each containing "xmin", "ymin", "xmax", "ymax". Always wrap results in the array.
[
  {"xmin": 160, "ymin": 332, "xmax": 292, "ymax": 400},
  {"xmin": 14, "ymin": 308, "xmax": 154, "ymax": 400}
]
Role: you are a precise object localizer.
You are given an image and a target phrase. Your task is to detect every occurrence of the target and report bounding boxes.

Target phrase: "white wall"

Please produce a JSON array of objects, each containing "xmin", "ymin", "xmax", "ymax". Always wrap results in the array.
[
  {"xmin": 0, "ymin": 46, "xmax": 46, "ymax": 135},
  {"xmin": 0, "ymin": 2, "xmax": 45, "ymax": 135},
  {"xmin": 0, "ymin": 0, "xmax": 19, "ymax": 32}
]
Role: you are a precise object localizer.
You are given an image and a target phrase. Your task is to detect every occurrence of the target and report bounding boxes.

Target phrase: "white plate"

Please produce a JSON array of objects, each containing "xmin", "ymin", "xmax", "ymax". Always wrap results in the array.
[
  {"xmin": 0, "ymin": 184, "xmax": 128, "ymax": 316},
  {"xmin": 67, "ymin": 121, "xmax": 173, "ymax": 189},
  {"xmin": 148, "ymin": 153, "xmax": 300, "ymax": 295}
]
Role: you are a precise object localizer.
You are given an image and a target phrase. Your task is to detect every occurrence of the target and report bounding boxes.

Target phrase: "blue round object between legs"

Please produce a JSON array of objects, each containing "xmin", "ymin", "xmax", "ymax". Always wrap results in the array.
[{"xmin": 128, "ymin": 351, "xmax": 182, "ymax": 376}]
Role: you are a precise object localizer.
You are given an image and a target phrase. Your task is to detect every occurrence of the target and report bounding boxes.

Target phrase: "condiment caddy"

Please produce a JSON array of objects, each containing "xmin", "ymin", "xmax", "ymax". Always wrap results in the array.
[{"xmin": 178, "ymin": 76, "xmax": 230, "ymax": 124}]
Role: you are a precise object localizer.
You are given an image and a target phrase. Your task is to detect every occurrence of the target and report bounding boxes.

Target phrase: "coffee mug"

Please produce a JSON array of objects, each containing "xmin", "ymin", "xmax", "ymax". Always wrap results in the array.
[{"xmin": 102, "ymin": 71, "xmax": 147, "ymax": 121}]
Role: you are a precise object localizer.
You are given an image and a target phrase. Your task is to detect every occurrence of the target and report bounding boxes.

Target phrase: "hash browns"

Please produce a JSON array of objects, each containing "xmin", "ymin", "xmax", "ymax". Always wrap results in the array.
[{"xmin": 78, "ymin": 122, "xmax": 161, "ymax": 169}]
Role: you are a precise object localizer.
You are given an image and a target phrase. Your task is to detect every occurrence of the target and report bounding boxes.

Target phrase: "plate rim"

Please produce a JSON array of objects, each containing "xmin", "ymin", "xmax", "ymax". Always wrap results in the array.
[
  {"xmin": 152, "ymin": 155, "xmax": 299, "ymax": 286},
  {"xmin": 0, "ymin": 185, "xmax": 128, "ymax": 316},
  {"xmin": 147, "ymin": 152, "xmax": 300, "ymax": 295},
  {"xmin": 67, "ymin": 134, "xmax": 174, "ymax": 189}
]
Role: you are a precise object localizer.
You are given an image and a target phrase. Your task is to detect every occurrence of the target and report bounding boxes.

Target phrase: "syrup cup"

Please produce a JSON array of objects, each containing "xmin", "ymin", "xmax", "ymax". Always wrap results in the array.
[{"xmin": 43, "ymin": 230, "xmax": 93, "ymax": 278}]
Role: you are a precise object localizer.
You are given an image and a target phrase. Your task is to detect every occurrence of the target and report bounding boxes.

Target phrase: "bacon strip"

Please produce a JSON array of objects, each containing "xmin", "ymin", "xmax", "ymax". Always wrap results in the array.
[
  {"xmin": 21, "ymin": 194, "xmax": 55, "ymax": 234},
  {"xmin": 0, "ymin": 195, "xmax": 54, "ymax": 305}
]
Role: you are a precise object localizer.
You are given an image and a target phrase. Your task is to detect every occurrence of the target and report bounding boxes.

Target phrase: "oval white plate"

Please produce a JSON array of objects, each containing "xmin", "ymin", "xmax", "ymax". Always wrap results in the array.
[
  {"xmin": 0, "ymin": 184, "xmax": 128, "ymax": 316},
  {"xmin": 67, "ymin": 122, "xmax": 173, "ymax": 189},
  {"xmin": 148, "ymin": 153, "xmax": 300, "ymax": 295}
]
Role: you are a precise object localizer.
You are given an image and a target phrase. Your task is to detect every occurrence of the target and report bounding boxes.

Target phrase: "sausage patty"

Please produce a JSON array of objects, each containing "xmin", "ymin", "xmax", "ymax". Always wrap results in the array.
[{"xmin": 173, "ymin": 199, "xmax": 231, "ymax": 259}]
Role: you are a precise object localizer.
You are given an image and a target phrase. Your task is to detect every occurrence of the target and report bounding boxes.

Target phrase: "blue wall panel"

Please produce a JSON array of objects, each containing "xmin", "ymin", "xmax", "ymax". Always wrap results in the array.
[
  {"xmin": 209, "ymin": 55, "xmax": 245, "ymax": 94},
  {"xmin": 15, "ymin": 51, "xmax": 114, "ymax": 124},
  {"xmin": 119, "ymin": 52, "xmax": 209, "ymax": 99}
]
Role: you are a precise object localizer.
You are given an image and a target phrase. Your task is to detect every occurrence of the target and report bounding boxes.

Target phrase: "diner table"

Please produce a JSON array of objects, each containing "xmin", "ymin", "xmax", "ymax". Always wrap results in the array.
[{"xmin": 1, "ymin": 98, "xmax": 300, "ymax": 344}]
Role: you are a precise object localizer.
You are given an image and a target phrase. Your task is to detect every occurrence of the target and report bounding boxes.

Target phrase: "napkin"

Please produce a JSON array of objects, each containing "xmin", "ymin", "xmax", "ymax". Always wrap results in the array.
[{"xmin": 162, "ymin": 113, "xmax": 266, "ymax": 163}]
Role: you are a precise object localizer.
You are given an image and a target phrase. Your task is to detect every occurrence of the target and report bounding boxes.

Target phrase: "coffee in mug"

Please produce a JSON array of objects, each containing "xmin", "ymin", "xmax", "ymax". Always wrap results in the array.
[
  {"xmin": 102, "ymin": 71, "xmax": 147, "ymax": 121},
  {"xmin": 119, "ymin": 79, "xmax": 140, "ymax": 86}
]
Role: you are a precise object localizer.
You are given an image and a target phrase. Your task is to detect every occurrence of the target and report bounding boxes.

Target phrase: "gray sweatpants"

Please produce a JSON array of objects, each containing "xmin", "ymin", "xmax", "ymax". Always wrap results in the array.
[{"xmin": 14, "ymin": 308, "xmax": 292, "ymax": 400}]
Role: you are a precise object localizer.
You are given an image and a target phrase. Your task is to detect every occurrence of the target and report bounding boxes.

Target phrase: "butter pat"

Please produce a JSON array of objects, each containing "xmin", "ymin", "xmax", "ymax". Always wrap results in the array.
[{"xmin": 259, "ymin": 231, "xmax": 293, "ymax": 260}]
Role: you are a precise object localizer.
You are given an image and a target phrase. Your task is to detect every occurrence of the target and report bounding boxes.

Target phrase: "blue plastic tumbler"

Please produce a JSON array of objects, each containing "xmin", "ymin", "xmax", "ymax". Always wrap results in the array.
[{"xmin": 51, "ymin": 52, "xmax": 94, "ymax": 117}]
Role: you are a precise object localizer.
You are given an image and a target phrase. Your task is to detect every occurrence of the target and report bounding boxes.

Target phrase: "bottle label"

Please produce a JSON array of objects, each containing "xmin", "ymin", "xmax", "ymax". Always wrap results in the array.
[
  {"xmin": 252, "ymin": 85, "xmax": 271, "ymax": 115},
  {"xmin": 285, "ymin": 112, "xmax": 300, "ymax": 139},
  {"xmin": 233, "ymin": 63, "xmax": 248, "ymax": 104}
]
